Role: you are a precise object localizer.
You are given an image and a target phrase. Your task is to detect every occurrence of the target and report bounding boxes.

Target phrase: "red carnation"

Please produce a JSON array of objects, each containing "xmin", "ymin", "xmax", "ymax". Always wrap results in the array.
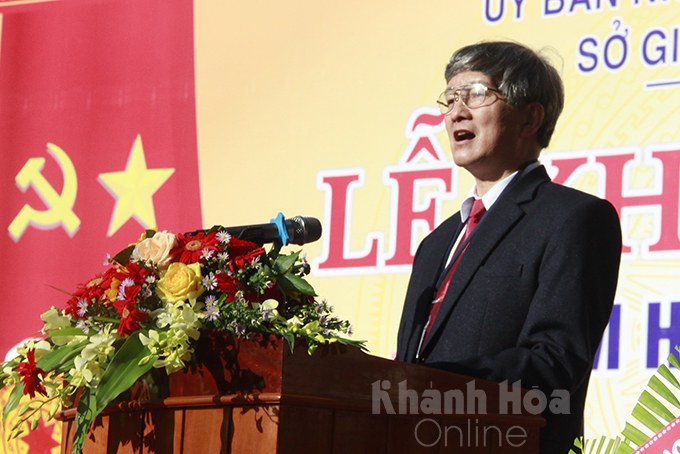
[
  {"xmin": 227, "ymin": 237, "xmax": 265, "ymax": 270},
  {"xmin": 172, "ymin": 231, "xmax": 219, "ymax": 264},
  {"xmin": 215, "ymin": 273, "xmax": 240, "ymax": 301},
  {"xmin": 17, "ymin": 349, "xmax": 47, "ymax": 398}
]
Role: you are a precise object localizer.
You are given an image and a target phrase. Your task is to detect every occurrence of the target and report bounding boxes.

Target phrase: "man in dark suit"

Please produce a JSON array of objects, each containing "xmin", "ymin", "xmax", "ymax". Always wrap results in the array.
[{"xmin": 396, "ymin": 41, "xmax": 622, "ymax": 453}]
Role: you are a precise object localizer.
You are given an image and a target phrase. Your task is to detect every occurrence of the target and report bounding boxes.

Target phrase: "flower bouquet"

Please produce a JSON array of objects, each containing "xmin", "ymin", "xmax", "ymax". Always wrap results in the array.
[{"xmin": 0, "ymin": 223, "xmax": 364, "ymax": 453}]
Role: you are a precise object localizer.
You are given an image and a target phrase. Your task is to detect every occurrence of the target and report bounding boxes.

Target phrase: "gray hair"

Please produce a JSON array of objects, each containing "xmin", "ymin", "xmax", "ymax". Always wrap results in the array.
[{"xmin": 444, "ymin": 41, "xmax": 564, "ymax": 149}]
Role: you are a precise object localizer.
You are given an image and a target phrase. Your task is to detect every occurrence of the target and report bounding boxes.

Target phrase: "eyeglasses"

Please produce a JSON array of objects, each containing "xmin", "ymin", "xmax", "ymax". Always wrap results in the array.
[{"xmin": 436, "ymin": 83, "xmax": 504, "ymax": 114}]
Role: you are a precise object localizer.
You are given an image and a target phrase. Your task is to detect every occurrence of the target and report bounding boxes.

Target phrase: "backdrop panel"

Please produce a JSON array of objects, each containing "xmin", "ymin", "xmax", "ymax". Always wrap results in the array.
[{"xmin": 1, "ymin": 0, "xmax": 680, "ymax": 452}]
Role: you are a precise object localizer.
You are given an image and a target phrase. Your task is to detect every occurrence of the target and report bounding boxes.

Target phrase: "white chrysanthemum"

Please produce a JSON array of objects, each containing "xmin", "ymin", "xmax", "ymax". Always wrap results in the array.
[
  {"xmin": 216, "ymin": 231, "xmax": 231, "ymax": 244},
  {"xmin": 77, "ymin": 298, "xmax": 89, "ymax": 317},
  {"xmin": 204, "ymin": 305, "xmax": 220, "ymax": 321},
  {"xmin": 204, "ymin": 294, "xmax": 218, "ymax": 308},
  {"xmin": 117, "ymin": 278, "xmax": 135, "ymax": 300},
  {"xmin": 129, "ymin": 251, "xmax": 141, "ymax": 263},
  {"xmin": 201, "ymin": 248, "xmax": 214, "ymax": 261},
  {"xmin": 203, "ymin": 273, "xmax": 218, "ymax": 291},
  {"xmin": 76, "ymin": 320, "xmax": 90, "ymax": 334}
]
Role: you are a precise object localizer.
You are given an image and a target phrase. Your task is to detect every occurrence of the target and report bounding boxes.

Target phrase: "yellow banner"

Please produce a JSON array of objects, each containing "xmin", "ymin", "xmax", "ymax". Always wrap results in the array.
[{"xmin": 195, "ymin": 0, "xmax": 680, "ymax": 440}]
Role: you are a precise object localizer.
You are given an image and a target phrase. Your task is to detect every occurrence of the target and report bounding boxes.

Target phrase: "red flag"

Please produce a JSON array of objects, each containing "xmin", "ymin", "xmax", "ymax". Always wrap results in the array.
[{"xmin": 0, "ymin": 0, "xmax": 200, "ymax": 369}]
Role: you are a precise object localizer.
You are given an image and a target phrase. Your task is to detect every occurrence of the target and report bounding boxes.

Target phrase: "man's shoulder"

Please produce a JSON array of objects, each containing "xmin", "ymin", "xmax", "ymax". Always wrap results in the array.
[
  {"xmin": 534, "ymin": 180, "xmax": 616, "ymax": 210},
  {"xmin": 522, "ymin": 180, "xmax": 621, "ymax": 234},
  {"xmin": 512, "ymin": 164, "xmax": 614, "ymax": 210}
]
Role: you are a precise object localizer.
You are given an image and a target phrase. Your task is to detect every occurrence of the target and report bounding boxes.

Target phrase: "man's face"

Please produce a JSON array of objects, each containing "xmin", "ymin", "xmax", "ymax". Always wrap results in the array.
[{"xmin": 444, "ymin": 71, "xmax": 532, "ymax": 183}]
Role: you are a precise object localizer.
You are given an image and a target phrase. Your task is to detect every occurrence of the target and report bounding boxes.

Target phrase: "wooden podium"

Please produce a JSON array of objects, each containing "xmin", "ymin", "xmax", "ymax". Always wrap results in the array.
[{"xmin": 57, "ymin": 334, "xmax": 544, "ymax": 453}]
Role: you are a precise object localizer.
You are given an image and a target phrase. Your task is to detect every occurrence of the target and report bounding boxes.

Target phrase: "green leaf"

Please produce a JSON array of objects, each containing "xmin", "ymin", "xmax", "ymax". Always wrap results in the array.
[
  {"xmin": 43, "ymin": 284, "xmax": 73, "ymax": 296},
  {"xmin": 277, "ymin": 273, "xmax": 316, "ymax": 296},
  {"xmin": 267, "ymin": 247, "xmax": 280, "ymax": 260},
  {"xmin": 649, "ymin": 375, "xmax": 680, "ymax": 408},
  {"xmin": 273, "ymin": 252, "xmax": 299, "ymax": 275},
  {"xmin": 601, "ymin": 436, "xmax": 616, "ymax": 454},
  {"xmin": 36, "ymin": 342, "xmax": 87, "ymax": 372},
  {"xmin": 282, "ymin": 332, "xmax": 295, "ymax": 353},
  {"xmin": 631, "ymin": 403, "xmax": 664, "ymax": 433},
  {"xmin": 112, "ymin": 245, "xmax": 135, "ymax": 265},
  {"xmin": 658, "ymin": 364, "xmax": 680, "ymax": 390},
  {"xmin": 72, "ymin": 388, "xmax": 97, "ymax": 454},
  {"xmin": 587, "ymin": 436, "xmax": 603, "ymax": 454},
  {"xmin": 70, "ymin": 332, "xmax": 157, "ymax": 454},
  {"xmin": 93, "ymin": 331, "xmax": 156, "ymax": 413},
  {"xmin": 47, "ymin": 328, "xmax": 90, "ymax": 339},
  {"xmin": 620, "ymin": 422, "xmax": 649, "ymax": 446},
  {"xmin": 3, "ymin": 383, "xmax": 25, "ymax": 421},
  {"xmin": 669, "ymin": 351, "xmax": 680, "ymax": 369},
  {"xmin": 613, "ymin": 439, "xmax": 634, "ymax": 454},
  {"xmin": 574, "ymin": 438, "xmax": 583, "ymax": 449},
  {"xmin": 639, "ymin": 390, "xmax": 676, "ymax": 423}
]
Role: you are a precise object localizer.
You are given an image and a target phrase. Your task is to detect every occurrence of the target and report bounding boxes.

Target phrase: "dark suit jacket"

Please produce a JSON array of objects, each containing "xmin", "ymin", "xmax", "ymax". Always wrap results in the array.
[{"xmin": 396, "ymin": 165, "xmax": 622, "ymax": 453}]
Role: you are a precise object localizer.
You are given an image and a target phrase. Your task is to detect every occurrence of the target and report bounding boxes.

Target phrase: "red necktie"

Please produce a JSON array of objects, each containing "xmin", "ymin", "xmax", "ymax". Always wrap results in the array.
[{"xmin": 422, "ymin": 198, "xmax": 486, "ymax": 342}]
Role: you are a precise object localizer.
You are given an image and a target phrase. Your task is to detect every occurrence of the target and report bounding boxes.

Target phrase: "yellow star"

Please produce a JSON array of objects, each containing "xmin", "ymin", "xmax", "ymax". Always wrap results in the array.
[{"xmin": 98, "ymin": 134, "xmax": 175, "ymax": 236}]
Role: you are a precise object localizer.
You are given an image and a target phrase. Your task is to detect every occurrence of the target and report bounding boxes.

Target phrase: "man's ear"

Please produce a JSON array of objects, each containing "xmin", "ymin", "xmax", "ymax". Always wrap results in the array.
[{"xmin": 520, "ymin": 102, "xmax": 545, "ymax": 139}]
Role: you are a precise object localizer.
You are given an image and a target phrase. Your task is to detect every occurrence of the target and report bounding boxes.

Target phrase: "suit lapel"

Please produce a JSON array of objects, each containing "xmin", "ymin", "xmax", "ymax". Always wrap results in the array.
[
  {"xmin": 397, "ymin": 214, "xmax": 461, "ymax": 361},
  {"xmin": 420, "ymin": 166, "xmax": 551, "ymax": 354}
]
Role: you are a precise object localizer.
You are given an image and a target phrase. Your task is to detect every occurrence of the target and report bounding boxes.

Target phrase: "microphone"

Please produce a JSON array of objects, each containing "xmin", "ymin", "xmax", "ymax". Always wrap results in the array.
[{"xmin": 224, "ymin": 214, "xmax": 322, "ymax": 246}]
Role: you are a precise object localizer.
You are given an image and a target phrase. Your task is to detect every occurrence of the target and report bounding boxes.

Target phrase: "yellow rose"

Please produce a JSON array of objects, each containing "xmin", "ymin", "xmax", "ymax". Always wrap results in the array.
[
  {"xmin": 157, "ymin": 262, "xmax": 205, "ymax": 304},
  {"xmin": 133, "ymin": 231, "xmax": 178, "ymax": 270}
]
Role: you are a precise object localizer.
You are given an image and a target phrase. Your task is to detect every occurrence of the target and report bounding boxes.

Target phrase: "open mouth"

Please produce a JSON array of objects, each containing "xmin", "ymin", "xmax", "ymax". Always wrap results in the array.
[{"xmin": 454, "ymin": 130, "xmax": 475, "ymax": 142}]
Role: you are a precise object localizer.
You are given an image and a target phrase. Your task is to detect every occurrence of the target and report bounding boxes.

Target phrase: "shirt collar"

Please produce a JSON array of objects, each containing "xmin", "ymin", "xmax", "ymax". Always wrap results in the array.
[{"xmin": 460, "ymin": 161, "xmax": 541, "ymax": 222}]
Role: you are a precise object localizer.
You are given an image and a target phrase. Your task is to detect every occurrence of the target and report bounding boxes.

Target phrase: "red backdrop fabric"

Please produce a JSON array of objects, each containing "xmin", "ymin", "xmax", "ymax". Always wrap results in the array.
[{"xmin": 0, "ymin": 0, "xmax": 201, "ymax": 365}]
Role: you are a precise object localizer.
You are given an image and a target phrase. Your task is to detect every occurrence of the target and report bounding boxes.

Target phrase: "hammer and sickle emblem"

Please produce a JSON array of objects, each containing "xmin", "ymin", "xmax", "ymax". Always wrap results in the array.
[{"xmin": 8, "ymin": 143, "xmax": 80, "ymax": 242}]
